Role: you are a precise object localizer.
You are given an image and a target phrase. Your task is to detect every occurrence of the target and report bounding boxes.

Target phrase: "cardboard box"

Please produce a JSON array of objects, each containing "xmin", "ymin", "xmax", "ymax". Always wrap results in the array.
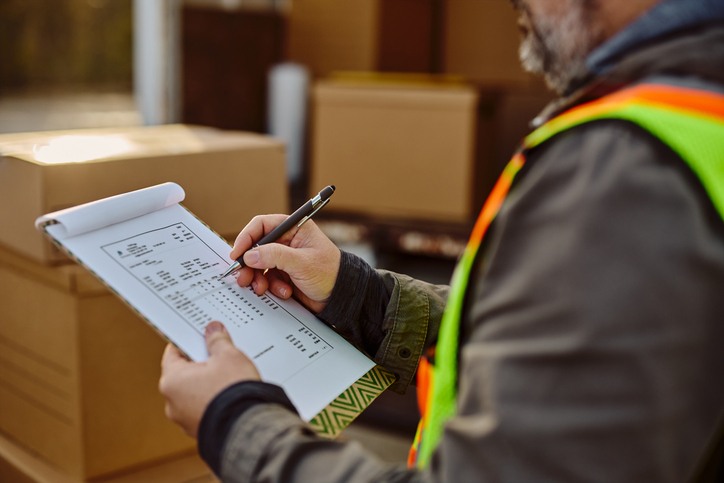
[
  {"xmin": 443, "ymin": 0, "xmax": 532, "ymax": 86},
  {"xmin": 286, "ymin": 0, "xmax": 436, "ymax": 77},
  {"xmin": 0, "ymin": 244, "xmax": 200, "ymax": 480},
  {"xmin": 0, "ymin": 124, "xmax": 288, "ymax": 264},
  {"xmin": 0, "ymin": 430, "xmax": 217, "ymax": 483},
  {"xmin": 309, "ymin": 79, "xmax": 478, "ymax": 222}
]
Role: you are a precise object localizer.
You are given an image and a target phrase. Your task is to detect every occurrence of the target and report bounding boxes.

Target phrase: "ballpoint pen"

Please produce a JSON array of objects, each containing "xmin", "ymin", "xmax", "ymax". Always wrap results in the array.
[{"xmin": 219, "ymin": 185, "xmax": 336, "ymax": 278}]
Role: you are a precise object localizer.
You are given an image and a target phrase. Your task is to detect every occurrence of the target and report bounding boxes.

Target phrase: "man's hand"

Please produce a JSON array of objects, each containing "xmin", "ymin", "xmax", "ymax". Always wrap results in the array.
[
  {"xmin": 230, "ymin": 215, "xmax": 341, "ymax": 313},
  {"xmin": 159, "ymin": 321, "xmax": 260, "ymax": 438}
]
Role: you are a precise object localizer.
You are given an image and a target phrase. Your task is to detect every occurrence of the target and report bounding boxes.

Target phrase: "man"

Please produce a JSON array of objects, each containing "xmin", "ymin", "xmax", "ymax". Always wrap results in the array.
[{"xmin": 159, "ymin": 0, "xmax": 724, "ymax": 481}]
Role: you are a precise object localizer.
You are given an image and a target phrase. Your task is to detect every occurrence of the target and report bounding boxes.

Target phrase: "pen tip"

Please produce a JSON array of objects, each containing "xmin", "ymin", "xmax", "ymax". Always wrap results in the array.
[
  {"xmin": 220, "ymin": 262, "xmax": 240, "ymax": 278},
  {"xmin": 330, "ymin": 185, "xmax": 336, "ymax": 191}
]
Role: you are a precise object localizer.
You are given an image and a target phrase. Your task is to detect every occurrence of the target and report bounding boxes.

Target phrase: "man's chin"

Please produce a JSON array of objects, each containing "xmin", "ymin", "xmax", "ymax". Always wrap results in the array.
[
  {"xmin": 516, "ymin": 1, "xmax": 599, "ymax": 95},
  {"xmin": 519, "ymin": 36, "xmax": 546, "ymax": 78}
]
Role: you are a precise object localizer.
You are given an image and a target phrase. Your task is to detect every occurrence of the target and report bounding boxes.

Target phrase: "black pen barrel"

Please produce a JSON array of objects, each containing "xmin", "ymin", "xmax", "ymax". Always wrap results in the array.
[
  {"xmin": 256, "ymin": 199, "xmax": 314, "ymax": 247},
  {"xmin": 320, "ymin": 185, "xmax": 335, "ymax": 200}
]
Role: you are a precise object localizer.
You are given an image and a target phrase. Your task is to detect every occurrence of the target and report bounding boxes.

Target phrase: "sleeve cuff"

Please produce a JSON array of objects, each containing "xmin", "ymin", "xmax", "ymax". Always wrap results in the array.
[
  {"xmin": 197, "ymin": 380, "xmax": 298, "ymax": 476},
  {"xmin": 317, "ymin": 250, "xmax": 389, "ymax": 356},
  {"xmin": 317, "ymin": 250, "xmax": 371, "ymax": 326}
]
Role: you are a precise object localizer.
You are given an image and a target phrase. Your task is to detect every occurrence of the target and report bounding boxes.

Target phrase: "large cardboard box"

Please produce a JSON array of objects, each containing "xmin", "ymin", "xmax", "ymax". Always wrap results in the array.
[
  {"xmin": 443, "ymin": 0, "xmax": 532, "ymax": 86},
  {"xmin": 0, "ymin": 244, "xmax": 200, "ymax": 480},
  {"xmin": 309, "ymin": 79, "xmax": 478, "ymax": 223},
  {"xmin": 0, "ymin": 430, "xmax": 217, "ymax": 483},
  {"xmin": 286, "ymin": 0, "xmax": 437, "ymax": 77},
  {"xmin": 0, "ymin": 124, "xmax": 288, "ymax": 264}
]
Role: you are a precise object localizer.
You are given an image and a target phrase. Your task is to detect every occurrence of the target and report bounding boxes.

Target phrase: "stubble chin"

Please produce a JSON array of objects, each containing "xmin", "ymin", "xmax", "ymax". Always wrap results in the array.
[
  {"xmin": 518, "ymin": 17, "xmax": 548, "ymax": 78},
  {"xmin": 515, "ymin": 1, "xmax": 600, "ymax": 94}
]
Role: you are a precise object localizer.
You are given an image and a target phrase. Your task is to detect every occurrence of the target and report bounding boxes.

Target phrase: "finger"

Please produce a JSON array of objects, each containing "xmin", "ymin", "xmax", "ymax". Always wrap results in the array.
[
  {"xmin": 235, "ymin": 266, "xmax": 255, "ymax": 288},
  {"xmin": 161, "ymin": 343, "xmax": 188, "ymax": 370},
  {"xmin": 251, "ymin": 269, "xmax": 269, "ymax": 295},
  {"xmin": 244, "ymin": 243, "xmax": 302, "ymax": 275},
  {"xmin": 231, "ymin": 214, "xmax": 290, "ymax": 260},
  {"xmin": 266, "ymin": 269, "xmax": 293, "ymax": 299},
  {"xmin": 205, "ymin": 321, "xmax": 235, "ymax": 356}
]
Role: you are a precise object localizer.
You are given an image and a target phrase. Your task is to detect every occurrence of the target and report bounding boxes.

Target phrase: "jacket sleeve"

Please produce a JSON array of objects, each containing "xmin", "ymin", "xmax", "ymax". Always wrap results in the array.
[
  {"xmin": 216, "ymin": 120, "xmax": 724, "ymax": 483},
  {"xmin": 316, "ymin": 251, "xmax": 449, "ymax": 393}
]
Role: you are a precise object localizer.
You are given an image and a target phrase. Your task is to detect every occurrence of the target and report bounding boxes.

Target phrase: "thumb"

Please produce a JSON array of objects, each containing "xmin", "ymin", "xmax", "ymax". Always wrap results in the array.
[{"xmin": 205, "ymin": 321, "xmax": 234, "ymax": 356}]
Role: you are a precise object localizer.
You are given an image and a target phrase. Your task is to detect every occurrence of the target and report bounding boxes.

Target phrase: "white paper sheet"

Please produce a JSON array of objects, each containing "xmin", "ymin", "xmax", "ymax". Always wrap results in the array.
[
  {"xmin": 35, "ymin": 182, "xmax": 185, "ymax": 238},
  {"xmin": 37, "ymin": 184, "xmax": 374, "ymax": 421}
]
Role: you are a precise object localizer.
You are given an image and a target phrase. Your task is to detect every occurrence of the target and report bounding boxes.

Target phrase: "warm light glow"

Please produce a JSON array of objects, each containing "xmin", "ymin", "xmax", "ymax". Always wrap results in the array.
[{"xmin": 33, "ymin": 135, "xmax": 135, "ymax": 164}]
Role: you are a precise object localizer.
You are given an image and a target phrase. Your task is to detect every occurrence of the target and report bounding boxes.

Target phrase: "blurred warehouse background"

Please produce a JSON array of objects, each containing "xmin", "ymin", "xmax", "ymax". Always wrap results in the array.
[{"xmin": 0, "ymin": 1, "xmax": 555, "ymax": 481}]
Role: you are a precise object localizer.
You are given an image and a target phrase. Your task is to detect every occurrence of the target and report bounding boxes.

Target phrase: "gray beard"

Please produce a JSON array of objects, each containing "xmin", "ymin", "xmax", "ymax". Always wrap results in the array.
[{"xmin": 518, "ymin": 0, "xmax": 600, "ymax": 94}]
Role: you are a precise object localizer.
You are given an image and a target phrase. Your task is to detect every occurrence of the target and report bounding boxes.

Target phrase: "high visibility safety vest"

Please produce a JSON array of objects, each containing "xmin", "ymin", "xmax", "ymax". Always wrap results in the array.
[{"xmin": 409, "ymin": 81, "xmax": 724, "ymax": 469}]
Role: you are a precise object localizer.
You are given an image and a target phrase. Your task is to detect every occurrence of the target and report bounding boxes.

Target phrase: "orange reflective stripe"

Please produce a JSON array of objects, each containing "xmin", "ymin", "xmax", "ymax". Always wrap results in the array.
[
  {"xmin": 524, "ymin": 83, "xmax": 724, "ymax": 150},
  {"xmin": 469, "ymin": 153, "xmax": 526, "ymax": 244},
  {"xmin": 416, "ymin": 357, "xmax": 432, "ymax": 417},
  {"xmin": 603, "ymin": 84, "xmax": 724, "ymax": 120}
]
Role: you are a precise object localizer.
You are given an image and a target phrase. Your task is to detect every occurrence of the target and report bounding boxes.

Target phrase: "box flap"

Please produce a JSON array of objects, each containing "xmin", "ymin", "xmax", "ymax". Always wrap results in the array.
[
  {"xmin": 314, "ymin": 81, "xmax": 478, "ymax": 110},
  {"xmin": 0, "ymin": 124, "xmax": 282, "ymax": 166}
]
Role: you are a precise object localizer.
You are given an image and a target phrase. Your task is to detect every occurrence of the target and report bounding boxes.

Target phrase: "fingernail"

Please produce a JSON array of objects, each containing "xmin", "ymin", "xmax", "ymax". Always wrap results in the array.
[
  {"xmin": 280, "ymin": 287, "xmax": 287, "ymax": 298},
  {"xmin": 244, "ymin": 250, "xmax": 260, "ymax": 265},
  {"xmin": 206, "ymin": 321, "xmax": 224, "ymax": 336},
  {"xmin": 251, "ymin": 281, "xmax": 258, "ymax": 291}
]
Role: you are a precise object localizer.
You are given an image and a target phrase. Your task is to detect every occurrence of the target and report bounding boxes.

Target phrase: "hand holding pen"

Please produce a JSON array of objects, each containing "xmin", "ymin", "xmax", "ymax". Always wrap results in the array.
[{"xmin": 225, "ymin": 185, "xmax": 341, "ymax": 314}]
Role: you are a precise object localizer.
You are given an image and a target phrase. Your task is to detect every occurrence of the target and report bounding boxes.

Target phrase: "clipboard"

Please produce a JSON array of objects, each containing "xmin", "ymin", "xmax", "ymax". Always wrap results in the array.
[{"xmin": 36, "ymin": 182, "xmax": 394, "ymax": 437}]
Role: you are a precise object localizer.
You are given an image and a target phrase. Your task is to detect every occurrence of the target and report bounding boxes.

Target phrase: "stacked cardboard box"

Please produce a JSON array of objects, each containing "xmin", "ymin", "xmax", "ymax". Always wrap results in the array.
[
  {"xmin": 286, "ymin": 0, "xmax": 528, "ymax": 85},
  {"xmin": 286, "ymin": 0, "xmax": 438, "ymax": 77},
  {"xmin": 0, "ymin": 125, "xmax": 287, "ymax": 480},
  {"xmin": 309, "ymin": 78, "xmax": 479, "ymax": 223},
  {"xmin": 0, "ymin": 429, "xmax": 217, "ymax": 483},
  {"xmin": 0, "ymin": 245, "xmax": 195, "ymax": 479},
  {"xmin": 0, "ymin": 124, "xmax": 288, "ymax": 264},
  {"xmin": 289, "ymin": 0, "xmax": 551, "ymax": 225},
  {"xmin": 443, "ymin": 0, "xmax": 533, "ymax": 86}
]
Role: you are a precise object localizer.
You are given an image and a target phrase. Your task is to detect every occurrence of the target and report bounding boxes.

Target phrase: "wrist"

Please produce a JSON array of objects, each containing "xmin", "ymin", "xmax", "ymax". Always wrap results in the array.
[{"xmin": 197, "ymin": 381, "xmax": 298, "ymax": 476}]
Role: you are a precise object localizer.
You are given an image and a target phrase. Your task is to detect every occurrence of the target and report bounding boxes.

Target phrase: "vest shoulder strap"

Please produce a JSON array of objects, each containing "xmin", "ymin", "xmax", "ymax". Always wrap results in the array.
[{"xmin": 524, "ymin": 83, "xmax": 724, "ymax": 222}]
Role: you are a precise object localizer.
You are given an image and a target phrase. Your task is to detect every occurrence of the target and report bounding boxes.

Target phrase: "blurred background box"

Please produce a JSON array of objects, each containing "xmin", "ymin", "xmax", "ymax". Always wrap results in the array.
[
  {"xmin": 309, "ymin": 75, "xmax": 479, "ymax": 223},
  {"xmin": 443, "ymin": 0, "xmax": 532, "ymax": 86},
  {"xmin": 0, "ymin": 244, "xmax": 198, "ymax": 480},
  {"xmin": 182, "ymin": 3, "xmax": 285, "ymax": 132},
  {"xmin": 0, "ymin": 435, "xmax": 217, "ymax": 483},
  {"xmin": 286, "ymin": 0, "xmax": 439, "ymax": 78},
  {"xmin": 0, "ymin": 124, "xmax": 287, "ymax": 264}
]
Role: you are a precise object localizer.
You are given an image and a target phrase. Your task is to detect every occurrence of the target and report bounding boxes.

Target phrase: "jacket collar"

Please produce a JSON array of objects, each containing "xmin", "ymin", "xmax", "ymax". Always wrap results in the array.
[
  {"xmin": 587, "ymin": 0, "xmax": 724, "ymax": 76},
  {"xmin": 532, "ymin": 0, "xmax": 724, "ymax": 127}
]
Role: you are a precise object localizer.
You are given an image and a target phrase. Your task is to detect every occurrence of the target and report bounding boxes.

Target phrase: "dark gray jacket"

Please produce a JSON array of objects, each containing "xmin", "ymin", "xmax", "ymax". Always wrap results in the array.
[{"xmin": 200, "ymin": 7, "xmax": 724, "ymax": 483}]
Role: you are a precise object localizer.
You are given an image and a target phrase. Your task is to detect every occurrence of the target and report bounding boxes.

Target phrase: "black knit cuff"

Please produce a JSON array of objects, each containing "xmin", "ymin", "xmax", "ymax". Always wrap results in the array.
[
  {"xmin": 317, "ymin": 250, "xmax": 369, "ymax": 327},
  {"xmin": 317, "ymin": 251, "xmax": 388, "ymax": 356},
  {"xmin": 197, "ymin": 380, "xmax": 298, "ymax": 476}
]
